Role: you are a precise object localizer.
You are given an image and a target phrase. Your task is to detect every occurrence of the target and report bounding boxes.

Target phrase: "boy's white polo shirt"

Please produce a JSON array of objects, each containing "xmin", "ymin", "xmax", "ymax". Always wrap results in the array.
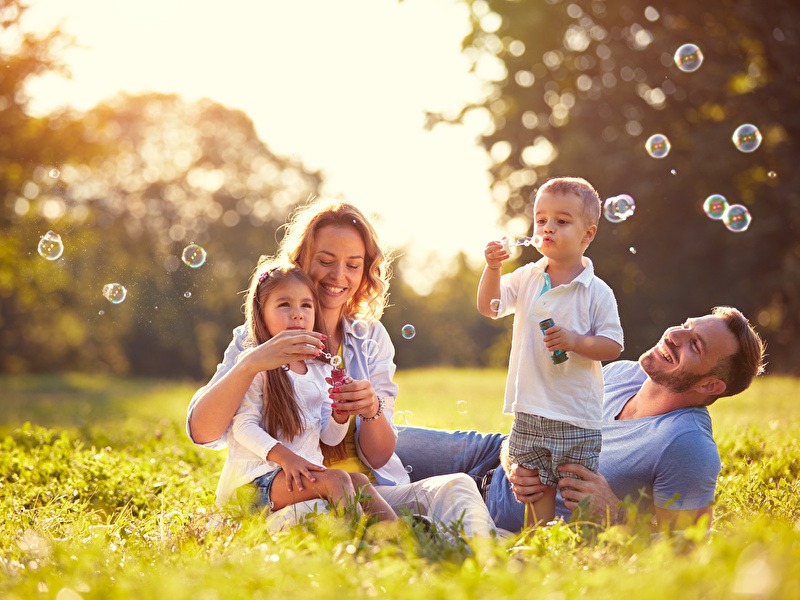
[{"xmin": 495, "ymin": 256, "xmax": 623, "ymax": 430}]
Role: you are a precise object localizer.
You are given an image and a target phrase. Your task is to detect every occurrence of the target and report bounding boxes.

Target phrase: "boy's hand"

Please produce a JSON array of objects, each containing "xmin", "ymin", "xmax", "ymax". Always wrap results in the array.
[
  {"xmin": 485, "ymin": 240, "xmax": 510, "ymax": 270},
  {"xmin": 542, "ymin": 325, "xmax": 579, "ymax": 352}
]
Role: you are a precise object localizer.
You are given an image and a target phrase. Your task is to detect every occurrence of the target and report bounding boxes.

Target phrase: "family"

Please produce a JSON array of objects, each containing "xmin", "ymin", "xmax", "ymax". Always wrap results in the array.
[{"xmin": 186, "ymin": 176, "xmax": 766, "ymax": 536}]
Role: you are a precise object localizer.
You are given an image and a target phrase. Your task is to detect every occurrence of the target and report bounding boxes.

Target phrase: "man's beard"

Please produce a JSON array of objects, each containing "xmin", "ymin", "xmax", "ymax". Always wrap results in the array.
[{"xmin": 640, "ymin": 349, "xmax": 704, "ymax": 393}]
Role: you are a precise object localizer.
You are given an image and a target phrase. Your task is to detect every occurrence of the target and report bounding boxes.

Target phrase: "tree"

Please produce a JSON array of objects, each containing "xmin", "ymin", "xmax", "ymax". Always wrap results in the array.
[
  {"xmin": 443, "ymin": 0, "xmax": 800, "ymax": 372},
  {"xmin": 1, "ymin": 0, "xmax": 322, "ymax": 377}
]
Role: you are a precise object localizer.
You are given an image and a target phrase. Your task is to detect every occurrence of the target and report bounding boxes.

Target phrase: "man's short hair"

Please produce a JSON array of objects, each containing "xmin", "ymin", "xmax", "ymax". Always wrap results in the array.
[
  {"xmin": 535, "ymin": 177, "xmax": 601, "ymax": 226},
  {"xmin": 711, "ymin": 306, "xmax": 766, "ymax": 399}
]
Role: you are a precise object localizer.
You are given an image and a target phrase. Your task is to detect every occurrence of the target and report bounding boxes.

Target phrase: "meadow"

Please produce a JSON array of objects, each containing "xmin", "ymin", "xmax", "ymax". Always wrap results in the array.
[{"xmin": 1, "ymin": 368, "xmax": 799, "ymax": 599}]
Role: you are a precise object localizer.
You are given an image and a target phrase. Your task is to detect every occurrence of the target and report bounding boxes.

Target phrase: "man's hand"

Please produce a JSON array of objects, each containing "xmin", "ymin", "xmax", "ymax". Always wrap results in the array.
[
  {"xmin": 557, "ymin": 464, "xmax": 621, "ymax": 521},
  {"xmin": 507, "ymin": 463, "xmax": 549, "ymax": 504}
]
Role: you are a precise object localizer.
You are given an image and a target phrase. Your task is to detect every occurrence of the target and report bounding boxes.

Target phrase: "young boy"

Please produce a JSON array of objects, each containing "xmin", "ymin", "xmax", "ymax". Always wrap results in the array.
[{"xmin": 477, "ymin": 177, "xmax": 624, "ymax": 526}]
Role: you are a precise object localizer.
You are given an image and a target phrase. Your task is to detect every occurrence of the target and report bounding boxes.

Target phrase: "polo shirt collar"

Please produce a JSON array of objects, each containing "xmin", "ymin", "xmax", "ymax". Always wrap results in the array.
[{"xmin": 532, "ymin": 255, "xmax": 595, "ymax": 287}]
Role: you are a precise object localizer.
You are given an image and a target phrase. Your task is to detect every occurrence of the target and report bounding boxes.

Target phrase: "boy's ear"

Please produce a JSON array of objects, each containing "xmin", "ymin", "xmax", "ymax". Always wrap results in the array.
[{"xmin": 582, "ymin": 224, "xmax": 597, "ymax": 245}]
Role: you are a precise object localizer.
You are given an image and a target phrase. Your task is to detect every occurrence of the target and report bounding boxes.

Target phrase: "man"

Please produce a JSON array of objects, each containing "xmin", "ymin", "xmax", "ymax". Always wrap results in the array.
[
  {"xmin": 396, "ymin": 306, "xmax": 765, "ymax": 533},
  {"xmin": 485, "ymin": 306, "xmax": 766, "ymax": 531}
]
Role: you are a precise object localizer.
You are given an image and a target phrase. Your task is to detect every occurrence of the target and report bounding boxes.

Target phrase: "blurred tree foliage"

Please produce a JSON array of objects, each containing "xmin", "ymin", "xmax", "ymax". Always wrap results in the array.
[
  {"xmin": 437, "ymin": 0, "xmax": 799, "ymax": 373},
  {"xmin": 4, "ymin": 0, "xmax": 798, "ymax": 378},
  {"xmin": 1, "ymin": 0, "xmax": 321, "ymax": 377}
]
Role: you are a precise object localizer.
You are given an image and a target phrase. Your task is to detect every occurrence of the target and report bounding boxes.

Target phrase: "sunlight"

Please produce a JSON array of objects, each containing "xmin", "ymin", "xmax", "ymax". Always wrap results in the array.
[{"xmin": 22, "ymin": 0, "xmax": 506, "ymax": 292}]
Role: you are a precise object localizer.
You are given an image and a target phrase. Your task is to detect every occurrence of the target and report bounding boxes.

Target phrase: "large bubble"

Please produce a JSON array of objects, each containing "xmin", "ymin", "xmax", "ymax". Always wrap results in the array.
[
  {"xmin": 37, "ymin": 230, "xmax": 64, "ymax": 261},
  {"xmin": 722, "ymin": 204, "xmax": 752, "ymax": 232},
  {"xmin": 732, "ymin": 124, "xmax": 762, "ymax": 153},
  {"xmin": 181, "ymin": 244, "xmax": 207, "ymax": 268},
  {"xmin": 645, "ymin": 134, "xmax": 671, "ymax": 159},
  {"xmin": 102, "ymin": 283, "xmax": 128, "ymax": 304},
  {"xmin": 673, "ymin": 43, "xmax": 704, "ymax": 73},
  {"xmin": 361, "ymin": 339, "xmax": 379, "ymax": 359},
  {"xmin": 603, "ymin": 194, "xmax": 636, "ymax": 223},
  {"xmin": 351, "ymin": 319, "xmax": 370, "ymax": 340},
  {"xmin": 703, "ymin": 194, "xmax": 728, "ymax": 220}
]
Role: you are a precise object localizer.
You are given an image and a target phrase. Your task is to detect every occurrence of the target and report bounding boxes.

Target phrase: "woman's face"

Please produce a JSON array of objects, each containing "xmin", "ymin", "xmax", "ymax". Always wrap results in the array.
[{"xmin": 307, "ymin": 225, "xmax": 366, "ymax": 316}]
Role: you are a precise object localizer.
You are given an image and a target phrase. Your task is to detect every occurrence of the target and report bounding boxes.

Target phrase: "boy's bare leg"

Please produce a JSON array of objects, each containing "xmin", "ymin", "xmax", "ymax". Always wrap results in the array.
[
  {"xmin": 526, "ymin": 486, "xmax": 556, "ymax": 527},
  {"xmin": 349, "ymin": 472, "xmax": 398, "ymax": 521}
]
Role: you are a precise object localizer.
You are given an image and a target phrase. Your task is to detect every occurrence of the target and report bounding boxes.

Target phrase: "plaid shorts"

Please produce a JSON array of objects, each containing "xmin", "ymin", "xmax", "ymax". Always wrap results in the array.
[{"xmin": 507, "ymin": 413, "xmax": 601, "ymax": 487}]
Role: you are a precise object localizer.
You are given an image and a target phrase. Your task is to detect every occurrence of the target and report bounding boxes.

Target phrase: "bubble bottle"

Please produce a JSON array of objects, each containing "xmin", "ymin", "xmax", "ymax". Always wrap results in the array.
[
  {"xmin": 327, "ymin": 354, "xmax": 347, "ymax": 387},
  {"xmin": 539, "ymin": 317, "xmax": 568, "ymax": 365}
]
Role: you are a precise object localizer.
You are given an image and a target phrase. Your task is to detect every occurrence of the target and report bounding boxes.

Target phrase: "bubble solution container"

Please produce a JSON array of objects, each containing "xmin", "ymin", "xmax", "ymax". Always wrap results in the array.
[
  {"xmin": 331, "ymin": 368, "xmax": 348, "ymax": 388},
  {"xmin": 539, "ymin": 318, "xmax": 569, "ymax": 365}
]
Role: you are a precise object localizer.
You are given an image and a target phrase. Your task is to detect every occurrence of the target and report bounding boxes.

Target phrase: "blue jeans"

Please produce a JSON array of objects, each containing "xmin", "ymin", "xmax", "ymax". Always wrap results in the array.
[{"xmin": 394, "ymin": 426, "xmax": 525, "ymax": 531}]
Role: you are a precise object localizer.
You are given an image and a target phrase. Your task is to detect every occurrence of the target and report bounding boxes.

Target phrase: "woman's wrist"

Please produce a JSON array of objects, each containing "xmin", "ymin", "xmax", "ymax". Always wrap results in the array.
[{"xmin": 360, "ymin": 397, "xmax": 385, "ymax": 422}]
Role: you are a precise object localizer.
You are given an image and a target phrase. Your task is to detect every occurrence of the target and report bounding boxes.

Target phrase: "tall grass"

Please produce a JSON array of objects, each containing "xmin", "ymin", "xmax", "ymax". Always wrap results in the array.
[{"xmin": 1, "ymin": 370, "xmax": 799, "ymax": 599}]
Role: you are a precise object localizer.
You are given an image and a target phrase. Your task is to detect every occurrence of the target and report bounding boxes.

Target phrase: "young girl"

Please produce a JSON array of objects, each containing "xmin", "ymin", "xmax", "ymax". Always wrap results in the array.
[{"xmin": 215, "ymin": 262, "xmax": 397, "ymax": 521}]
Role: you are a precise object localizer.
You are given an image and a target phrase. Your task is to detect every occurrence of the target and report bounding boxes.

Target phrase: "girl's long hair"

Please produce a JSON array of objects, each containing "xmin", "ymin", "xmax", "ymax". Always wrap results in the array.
[
  {"xmin": 243, "ymin": 261, "xmax": 322, "ymax": 441},
  {"xmin": 276, "ymin": 200, "xmax": 393, "ymax": 321}
]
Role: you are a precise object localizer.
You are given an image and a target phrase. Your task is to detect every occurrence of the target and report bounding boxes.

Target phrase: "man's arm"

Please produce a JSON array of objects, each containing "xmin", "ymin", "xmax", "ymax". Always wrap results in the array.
[{"xmin": 558, "ymin": 464, "xmax": 714, "ymax": 530}]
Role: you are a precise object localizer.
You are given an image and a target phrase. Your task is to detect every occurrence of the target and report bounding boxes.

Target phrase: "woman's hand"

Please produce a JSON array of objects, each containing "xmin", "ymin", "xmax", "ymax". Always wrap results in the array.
[
  {"xmin": 328, "ymin": 377, "xmax": 380, "ymax": 420},
  {"xmin": 239, "ymin": 329, "xmax": 326, "ymax": 372}
]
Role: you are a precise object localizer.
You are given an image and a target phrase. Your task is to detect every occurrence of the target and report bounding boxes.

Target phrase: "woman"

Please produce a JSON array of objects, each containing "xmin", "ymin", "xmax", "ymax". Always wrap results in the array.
[{"xmin": 187, "ymin": 200, "xmax": 496, "ymax": 537}]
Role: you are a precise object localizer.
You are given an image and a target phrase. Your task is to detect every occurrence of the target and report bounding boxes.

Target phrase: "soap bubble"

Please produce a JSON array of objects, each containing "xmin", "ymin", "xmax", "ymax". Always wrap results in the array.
[
  {"xmin": 181, "ymin": 244, "xmax": 207, "ymax": 268},
  {"xmin": 732, "ymin": 124, "xmax": 762, "ymax": 153},
  {"xmin": 330, "ymin": 355, "xmax": 343, "ymax": 368},
  {"xmin": 673, "ymin": 43, "xmax": 704, "ymax": 72},
  {"xmin": 37, "ymin": 230, "xmax": 64, "ymax": 260},
  {"xmin": 405, "ymin": 465, "xmax": 413, "ymax": 474},
  {"xmin": 645, "ymin": 134, "xmax": 671, "ymax": 159},
  {"xmin": 48, "ymin": 168, "xmax": 61, "ymax": 179},
  {"xmin": 392, "ymin": 410, "xmax": 412, "ymax": 426},
  {"xmin": 723, "ymin": 204, "xmax": 752, "ymax": 232},
  {"xmin": 767, "ymin": 171, "xmax": 777, "ymax": 179},
  {"xmin": 629, "ymin": 247, "xmax": 637, "ymax": 254},
  {"xmin": 102, "ymin": 283, "xmax": 127, "ymax": 304},
  {"xmin": 401, "ymin": 324, "xmax": 416, "ymax": 339},
  {"xmin": 352, "ymin": 319, "xmax": 370, "ymax": 339},
  {"xmin": 361, "ymin": 339, "xmax": 379, "ymax": 359},
  {"xmin": 490, "ymin": 298, "xmax": 502, "ymax": 313},
  {"xmin": 703, "ymin": 194, "xmax": 728, "ymax": 220},
  {"xmin": 503, "ymin": 235, "xmax": 545, "ymax": 253},
  {"xmin": 184, "ymin": 291, "xmax": 192, "ymax": 298},
  {"xmin": 456, "ymin": 400, "xmax": 469, "ymax": 414},
  {"xmin": 603, "ymin": 195, "xmax": 636, "ymax": 223}
]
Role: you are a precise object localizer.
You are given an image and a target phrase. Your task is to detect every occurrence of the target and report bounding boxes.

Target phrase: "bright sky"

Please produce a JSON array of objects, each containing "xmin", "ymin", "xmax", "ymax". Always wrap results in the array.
[{"xmin": 23, "ymin": 0, "xmax": 509, "ymax": 293}]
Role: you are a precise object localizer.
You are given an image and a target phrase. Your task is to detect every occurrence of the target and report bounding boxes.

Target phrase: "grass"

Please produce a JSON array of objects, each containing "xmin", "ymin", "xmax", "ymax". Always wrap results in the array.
[{"xmin": 1, "ymin": 369, "xmax": 799, "ymax": 599}]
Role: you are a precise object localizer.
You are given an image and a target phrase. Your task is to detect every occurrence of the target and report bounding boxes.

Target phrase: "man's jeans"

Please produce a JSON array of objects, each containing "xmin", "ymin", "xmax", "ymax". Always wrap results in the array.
[{"xmin": 394, "ymin": 426, "xmax": 525, "ymax": 531}]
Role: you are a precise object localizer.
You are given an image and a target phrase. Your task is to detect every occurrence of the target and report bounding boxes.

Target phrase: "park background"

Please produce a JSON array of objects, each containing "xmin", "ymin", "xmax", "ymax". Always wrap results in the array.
[
  {"xmin": 2, "ymin": 1, "xmax": 800, "ymax": 598},
  {"xmin": 2, "ymin": 0, "xmax": 798, "ymax": 380}
]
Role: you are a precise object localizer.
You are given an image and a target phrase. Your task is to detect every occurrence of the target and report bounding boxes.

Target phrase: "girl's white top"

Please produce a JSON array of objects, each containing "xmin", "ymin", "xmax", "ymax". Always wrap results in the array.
[
  {"xmin": 189, "ymin": 319, "xmax": 411, "ymax": 487},
  {"xmin": 215, "ymin": 359, "xmax": 349, "ymax": 506}
]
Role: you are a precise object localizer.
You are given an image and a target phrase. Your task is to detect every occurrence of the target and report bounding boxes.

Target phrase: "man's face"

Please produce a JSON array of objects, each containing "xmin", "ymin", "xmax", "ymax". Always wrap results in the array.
[{"xmin": 639, "ymin": 315, "xmax": 738, "ymax": 393}]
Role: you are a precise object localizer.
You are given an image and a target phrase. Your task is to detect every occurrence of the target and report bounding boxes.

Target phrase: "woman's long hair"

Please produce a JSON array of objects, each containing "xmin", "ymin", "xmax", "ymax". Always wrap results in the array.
[
  {"xmin": 243, "ymin": 261, "xmax": 321, "ymax": 441},
  {"xmin": 276, "ymin": 200, "xmax": 393, "ymax": 321}
]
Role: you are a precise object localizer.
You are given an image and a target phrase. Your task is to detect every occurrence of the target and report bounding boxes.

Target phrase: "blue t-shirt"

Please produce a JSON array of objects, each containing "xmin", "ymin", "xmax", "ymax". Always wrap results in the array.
[{"xmin": 488, "ymin": 361, "xmax": 721, "ymax": 530}]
